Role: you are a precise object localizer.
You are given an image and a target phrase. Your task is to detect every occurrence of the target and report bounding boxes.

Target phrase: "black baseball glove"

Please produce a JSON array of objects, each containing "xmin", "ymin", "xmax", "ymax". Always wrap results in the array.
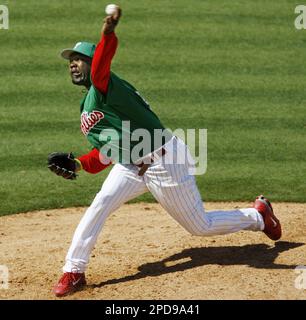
[{"xmin": 47, "ymin": 152, "xmax": 77, "ymax": 180}]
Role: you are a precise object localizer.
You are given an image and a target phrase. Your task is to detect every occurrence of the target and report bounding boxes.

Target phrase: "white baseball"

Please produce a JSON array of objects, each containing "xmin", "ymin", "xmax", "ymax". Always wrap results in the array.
[{"xmin": 105, "ymin": 4, "xmax": 118, "ymax": 16}]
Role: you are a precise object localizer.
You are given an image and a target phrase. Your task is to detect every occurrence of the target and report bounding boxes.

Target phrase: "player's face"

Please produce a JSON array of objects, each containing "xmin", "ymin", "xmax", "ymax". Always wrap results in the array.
[{"xmin": 69, "ymin": 53, "xmax": 92, "ymax": 87}]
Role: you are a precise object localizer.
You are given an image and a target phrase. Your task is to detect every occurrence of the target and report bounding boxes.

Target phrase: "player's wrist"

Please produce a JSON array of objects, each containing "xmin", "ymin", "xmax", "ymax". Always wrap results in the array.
[
  {"xmin": 102, "ymin": 31, "xmax": 115, "ymax": 37},
  {"xmin": 102, "ymin": 6, "xmax": 121, "ymax": 35},
  {"xmin": 75, "ymin": 158, "xmax": 83, "ymax": 172},
  {"xmin": 102, "ymin": 22, "xmax": 117, "ymax": 35}
]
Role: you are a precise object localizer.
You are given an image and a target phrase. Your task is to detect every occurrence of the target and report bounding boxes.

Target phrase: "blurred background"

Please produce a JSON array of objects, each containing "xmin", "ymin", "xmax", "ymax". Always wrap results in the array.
[{"xmin": 0, "ymin": 0, "xmax": 305, "ymax": 215}]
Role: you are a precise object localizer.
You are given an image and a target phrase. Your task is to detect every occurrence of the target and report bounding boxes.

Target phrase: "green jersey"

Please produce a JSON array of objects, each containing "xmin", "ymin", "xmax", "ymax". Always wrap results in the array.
[{"xmin": 80, "ymin": 72, "xmax": 172, "ymax": 164}]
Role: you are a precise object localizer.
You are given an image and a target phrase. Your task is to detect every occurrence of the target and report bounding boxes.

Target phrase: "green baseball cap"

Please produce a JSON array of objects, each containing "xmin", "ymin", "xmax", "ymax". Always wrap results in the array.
[{"xmin": 61, "ymin": 41, "xmax": 96, "ymax": 60}]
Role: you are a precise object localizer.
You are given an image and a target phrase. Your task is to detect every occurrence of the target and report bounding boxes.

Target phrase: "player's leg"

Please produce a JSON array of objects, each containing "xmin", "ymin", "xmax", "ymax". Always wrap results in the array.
[
  {"xmin": 63, "ymin": 163, "xmax": 148, "ymax": 273},
  {"xmin": 145, "ymin": 137, "xmax": 264, "ymax": 236}
]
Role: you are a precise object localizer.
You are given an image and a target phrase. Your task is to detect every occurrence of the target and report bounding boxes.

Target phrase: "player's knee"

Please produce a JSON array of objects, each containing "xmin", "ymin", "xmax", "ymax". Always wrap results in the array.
[
  {"xmin": 191, "ymin": 230, "xmax": 207, "ymax": 236},
  {"xmin": 182, "ymin": 224, "xmax": 213, "ymax": 236},
  {"xmin": 93, "ymin": 191, "xmax": 117, "ymax": 209},
  {"xmin": 183, "ymin": 226, "xmax": 206, "ymax": 236}
]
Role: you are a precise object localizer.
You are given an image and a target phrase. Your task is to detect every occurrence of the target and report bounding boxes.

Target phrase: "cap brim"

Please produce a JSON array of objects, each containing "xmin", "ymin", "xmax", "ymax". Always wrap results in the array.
[{"xmin": 60, "ymin": 49, "xmax": 75, "ymax": 60}]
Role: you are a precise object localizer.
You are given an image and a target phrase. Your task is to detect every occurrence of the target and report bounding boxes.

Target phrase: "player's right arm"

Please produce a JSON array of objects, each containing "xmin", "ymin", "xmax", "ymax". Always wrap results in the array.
[{"xmin": 91, "ymin": 7, "xmax": 122, "ymax": 94}]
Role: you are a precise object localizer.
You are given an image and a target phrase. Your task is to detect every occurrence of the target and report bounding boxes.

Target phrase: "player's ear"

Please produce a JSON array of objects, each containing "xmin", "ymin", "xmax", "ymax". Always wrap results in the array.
[{"xmin": 84, "ymin": 56, "xmax": 92, "ymax": 66}]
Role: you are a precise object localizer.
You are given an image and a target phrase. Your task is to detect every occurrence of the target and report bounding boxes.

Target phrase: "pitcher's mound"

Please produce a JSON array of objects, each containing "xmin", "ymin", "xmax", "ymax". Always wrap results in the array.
[{"xmin": 0, "ymin": 202, "xmax": 305, "ymax": 299}]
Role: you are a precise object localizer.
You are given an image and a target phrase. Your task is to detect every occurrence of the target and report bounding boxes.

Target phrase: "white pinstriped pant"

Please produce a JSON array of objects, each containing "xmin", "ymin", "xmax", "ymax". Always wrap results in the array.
[{"xmin": 63, "ymin": 137, "xmax": 264, "ymax": 273}]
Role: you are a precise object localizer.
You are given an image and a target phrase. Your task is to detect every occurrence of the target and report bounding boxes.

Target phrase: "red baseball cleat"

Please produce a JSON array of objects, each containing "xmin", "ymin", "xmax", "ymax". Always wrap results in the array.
[
  {"xmin": 254, "ymin": 195, "xmax": 282, "ymax": 241},
  {"xmin": 53, "ymin": 272, "xmax": 86, "ymax": 297}
]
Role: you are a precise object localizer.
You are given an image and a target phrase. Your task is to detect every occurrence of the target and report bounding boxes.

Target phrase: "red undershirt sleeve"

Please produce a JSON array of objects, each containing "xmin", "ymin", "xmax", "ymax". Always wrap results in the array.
[
  {"xmin": 91, "ymin": 32, "xmax": 118, "ymax": 94},
  {"xmin": 77, "ymin": 148, "xmax": 112, "ymax": 174},
  {"xmin": 82, "ymin": 33, "xmax": 117, "ymax": 173}
]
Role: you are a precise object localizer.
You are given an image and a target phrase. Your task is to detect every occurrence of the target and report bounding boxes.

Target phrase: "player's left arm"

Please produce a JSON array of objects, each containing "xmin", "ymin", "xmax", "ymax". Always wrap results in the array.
[
  {"xmin": 76, "ymin": 148, "xmax": 112, "ymax": 174},
  {"xmin": 47, "ymin": 149, "xmax": 112, "ymax": 179},
  {"xmin": 91, "ymin": 7, "xmax": 122, "ymax": 94}
]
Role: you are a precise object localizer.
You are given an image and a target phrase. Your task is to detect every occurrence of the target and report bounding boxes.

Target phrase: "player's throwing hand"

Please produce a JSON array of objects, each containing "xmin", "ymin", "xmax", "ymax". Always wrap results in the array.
[{"xmin": 102, "ymin": 5, "xmax": 122, "ymax": 35}]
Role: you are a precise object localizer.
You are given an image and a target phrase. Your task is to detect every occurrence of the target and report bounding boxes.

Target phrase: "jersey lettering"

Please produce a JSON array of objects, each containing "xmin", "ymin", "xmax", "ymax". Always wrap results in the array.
[{"xmin": 81, "ymin": 110, "xmax": 104, "ymax": 135}]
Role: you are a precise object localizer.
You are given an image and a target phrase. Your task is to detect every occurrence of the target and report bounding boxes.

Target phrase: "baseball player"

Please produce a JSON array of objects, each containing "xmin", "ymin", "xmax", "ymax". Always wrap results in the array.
[{"xmin": 48, "ymin": 6, "xmax": 282, "ymax": 297}]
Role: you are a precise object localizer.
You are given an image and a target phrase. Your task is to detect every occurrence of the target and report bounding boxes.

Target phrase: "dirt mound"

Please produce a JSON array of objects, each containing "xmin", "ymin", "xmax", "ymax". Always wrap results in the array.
[{"xmin": 0, "ymin": 202, "xmax": 305, "ymax": 300}]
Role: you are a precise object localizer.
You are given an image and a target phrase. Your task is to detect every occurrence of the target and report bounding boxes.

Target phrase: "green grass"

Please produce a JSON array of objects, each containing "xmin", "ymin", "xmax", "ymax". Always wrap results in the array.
[{"xmin": 1, "ymin": 0, "xmax": 306, "ymax": 215}]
